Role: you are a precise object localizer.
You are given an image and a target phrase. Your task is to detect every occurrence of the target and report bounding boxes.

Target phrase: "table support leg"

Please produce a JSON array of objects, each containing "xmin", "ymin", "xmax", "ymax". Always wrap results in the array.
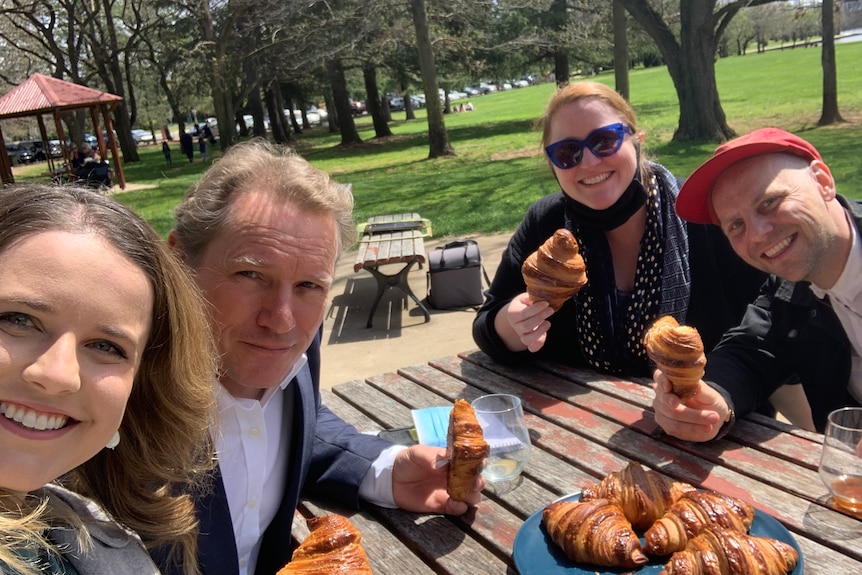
[{"xmin": 364, "ymin": 261, "xmax": 431, "ymax": 328}]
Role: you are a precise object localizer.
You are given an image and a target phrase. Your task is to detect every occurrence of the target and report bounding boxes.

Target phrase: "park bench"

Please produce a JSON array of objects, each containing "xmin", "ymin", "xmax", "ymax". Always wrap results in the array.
[{"xmin": 353, "ymin": 213, "xmax": 432, "ymax": 328}]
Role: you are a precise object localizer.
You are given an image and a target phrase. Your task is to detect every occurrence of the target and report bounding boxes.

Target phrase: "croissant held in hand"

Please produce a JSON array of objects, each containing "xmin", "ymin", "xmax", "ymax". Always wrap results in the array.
[
  {"xmin": 644, "ymin": 490, "xmax": 756, "ymax": 556},
  {"xmin": 581, "ymin": 461, "xmax": 697, "ymax": 531},
  {"xmin": 446, "ymin": 399, "xmax": 489, "ymax": 501},
  {"xmin": 277, "ymin": 514, "xmax": 374, "ymax": 574},
  {"xmin": 542, "ymin": 498, "xmax": 649, "ymax": 568},
  {"xmin": 660, "ymin": 527, "xmax": 798, "ymax": 575},
  {"xmin": 521, "ymin": 228, "xmax": 588, "ymax": 311},
  {"xmin": 644, "ymin": 315, "xmax": 707, "ymax": 399}
]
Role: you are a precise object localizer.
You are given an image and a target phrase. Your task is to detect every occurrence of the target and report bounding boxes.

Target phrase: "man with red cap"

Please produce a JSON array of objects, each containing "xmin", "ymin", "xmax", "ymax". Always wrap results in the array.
[{"xmin": 652, "ymin": 127, "xmax": 862, "ymax": 442}]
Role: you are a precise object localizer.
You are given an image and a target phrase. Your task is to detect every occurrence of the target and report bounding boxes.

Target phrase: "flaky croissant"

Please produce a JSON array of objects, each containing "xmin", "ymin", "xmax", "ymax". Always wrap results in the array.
[
  {"xmin": 644, "ymin": 490, "xmax": 756, "ymax": 556},
  {"xmin": 542, "ymin": 498, "xmax": 649, "ymax": 568},
  {"xmin": 660, "ymin": 527, "xmax": 798, "ymax": 575},
  {"xmin": 581, "ymin": 461, "xmax": 697, "ymax": 531},
  {"xmin": 644, "ymin": 315, "xmax": 706, "ymax": 399},
  {"xmin": 277, "ymin": 514, "xmax": 374, "ymax": 574},
  {"xmin": 521, "ymin": 228, "xmax": 587, "ymax": 311},
  {"xmin": 446, "ymin": 399, "xmax": 489, "ymax": 501}
]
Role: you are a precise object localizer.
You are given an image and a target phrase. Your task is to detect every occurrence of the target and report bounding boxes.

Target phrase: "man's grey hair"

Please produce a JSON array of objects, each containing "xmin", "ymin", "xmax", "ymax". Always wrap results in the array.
[{"xmin": 173, "ymin": 138, "xmax": 356, "ymax": 264}]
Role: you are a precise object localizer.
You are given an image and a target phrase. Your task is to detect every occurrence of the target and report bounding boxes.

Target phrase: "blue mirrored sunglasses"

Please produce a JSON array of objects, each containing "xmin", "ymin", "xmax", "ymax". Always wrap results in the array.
[{"xmin": 545, "ymin": 123, "xmax": 632, "ymax": 170}]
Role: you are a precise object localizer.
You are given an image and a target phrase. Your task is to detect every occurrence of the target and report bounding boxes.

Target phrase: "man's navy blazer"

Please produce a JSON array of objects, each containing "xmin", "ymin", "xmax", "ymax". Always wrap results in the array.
[{"xmin": 154, "ymin": 332, "xmax": 393, "ymax": 575}]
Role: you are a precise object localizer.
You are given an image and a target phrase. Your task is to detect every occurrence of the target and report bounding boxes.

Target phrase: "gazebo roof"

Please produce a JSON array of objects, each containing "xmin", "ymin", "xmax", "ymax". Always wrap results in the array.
[{"xmin": 0, "ymin": 73, "xmax": 122, "ymax": 120}]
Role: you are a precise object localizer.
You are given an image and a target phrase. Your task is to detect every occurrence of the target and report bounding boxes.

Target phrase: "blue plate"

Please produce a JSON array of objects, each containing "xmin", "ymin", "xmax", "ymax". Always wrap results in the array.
[{"xmin": 513, "ymin": 492, "xmax": 804, "ymax": 575}]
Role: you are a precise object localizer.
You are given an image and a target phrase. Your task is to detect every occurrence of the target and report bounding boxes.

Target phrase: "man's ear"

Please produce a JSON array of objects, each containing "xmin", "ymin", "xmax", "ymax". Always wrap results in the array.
[{"xmin": 810, "ymin": 159, "xmax": 836, "ymax": 201}]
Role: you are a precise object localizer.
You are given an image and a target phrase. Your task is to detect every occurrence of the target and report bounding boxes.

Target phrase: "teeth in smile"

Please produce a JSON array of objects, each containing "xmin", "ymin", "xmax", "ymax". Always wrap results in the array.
[
  {"xmin": 764, "ymin": 236, "xmax": 793, "ymax": 258},
  {"xmin": 0, "ymin": 402, "xmax": 68, "ymax": 431},
  {"xmin": 581, "ymin": 172, "xmax": 611, "ymax": 185}
]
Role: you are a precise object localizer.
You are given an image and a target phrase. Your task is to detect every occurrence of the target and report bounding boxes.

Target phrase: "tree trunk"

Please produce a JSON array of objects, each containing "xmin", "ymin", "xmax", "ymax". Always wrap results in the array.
[
  {"xmin": 264, "ymin": 84, "xmax": 287, "ymax": 144},
  {"xmin": 619, "ymin": 0, "xmax": 735, "ymax": 142},
  {"xmin": 410, "ymin": 0, "xmax": 455, "ymax": 158},
  {"xmin": 327, "ymin": 59, "xmax": 363, "ymax": 146},
  {"xmin": 551, "ymin": 0, "xmax": 570, "ymax": 85},
  {"xmin": 613, "ymin": 0, "xmax": 630, "ymax": 100},
  {"xmin": 818, "ymin": 0, "xmax": 843, "ymax": 125},
  {"xmin": 403, "ymin": 87, "xmax": 417, "ymax": 121},
  {"xmin": 363, "ymin": 63, "xmax": 393, "ymax": 138}
]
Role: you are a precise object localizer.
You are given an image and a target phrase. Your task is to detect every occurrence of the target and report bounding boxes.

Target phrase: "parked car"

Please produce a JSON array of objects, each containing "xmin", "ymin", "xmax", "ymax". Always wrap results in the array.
[
  {"xmin": 5, "ymin": 143, "xmax": 21, "ymax": 165},
  {"xmin": 16, "ymin": 145, "xmax": 35, "ymax": 164},
  {"xmin": 409, "ymin": 95, "xmax": 425, "ymax": 108},
  {"xmin": 474, "ymin": 82, "xmax": 497, "ymax": 95},
  {"xmin": 131, "ymin": 129, "xmax": 155, "ymax": 145},
  {"xmin": 388, "ymin": 96, "xmax": 405, "ymax": 111},
  {"xmin": 463, "ymin": 86, "xmax": 480, "ymax": 97},
  {"xmin": 48, "ymin": 140, "xmax": 62, "ymax": 158}
]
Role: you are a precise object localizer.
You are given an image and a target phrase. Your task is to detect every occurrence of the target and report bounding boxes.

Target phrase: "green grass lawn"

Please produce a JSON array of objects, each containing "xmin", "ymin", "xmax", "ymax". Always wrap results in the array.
[{"xmin": 14, "ymin": 41, "xmax": 862, "ymax": 240}]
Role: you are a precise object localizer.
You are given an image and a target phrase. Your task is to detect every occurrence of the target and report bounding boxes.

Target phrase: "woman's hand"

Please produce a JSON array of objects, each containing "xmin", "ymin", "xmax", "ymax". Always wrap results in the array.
[{"xmin": 500, "ymin": 292, "xmax": 555, "ymax": 352}]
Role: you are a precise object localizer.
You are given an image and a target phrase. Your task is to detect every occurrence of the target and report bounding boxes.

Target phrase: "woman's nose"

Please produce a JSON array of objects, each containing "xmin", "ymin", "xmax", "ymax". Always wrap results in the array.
[{"xmin": 23, "ymin": 334, "xmax": 82, "ymax": 394}]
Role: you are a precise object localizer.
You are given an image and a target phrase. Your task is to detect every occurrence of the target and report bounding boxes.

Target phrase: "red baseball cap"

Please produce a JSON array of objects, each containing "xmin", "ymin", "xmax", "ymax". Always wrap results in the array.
[{"xmin": 675, "ymin": 128, "xmax": 822, "ymax": 225}]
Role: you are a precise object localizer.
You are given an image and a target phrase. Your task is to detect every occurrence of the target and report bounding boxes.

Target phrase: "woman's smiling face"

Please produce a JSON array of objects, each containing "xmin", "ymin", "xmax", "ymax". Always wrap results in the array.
[
  {"xmin": 547, "ymin": 98, "xmax": 639, "ymax": 210},
  {"xmin": 0, "ymin": 231, "xmax": 152, "ymax": 494}
]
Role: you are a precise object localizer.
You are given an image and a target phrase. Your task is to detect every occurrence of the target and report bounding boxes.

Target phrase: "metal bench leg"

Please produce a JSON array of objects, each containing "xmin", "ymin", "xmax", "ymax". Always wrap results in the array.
[{"xmin": 364, "ymin": 261, "xmax": 430, "ymax": 328}]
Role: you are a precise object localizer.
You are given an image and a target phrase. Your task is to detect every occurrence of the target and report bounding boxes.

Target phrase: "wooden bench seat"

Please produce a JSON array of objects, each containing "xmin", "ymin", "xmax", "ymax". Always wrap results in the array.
[{"xmin": 353, "ymin": 215, "xmax": 431, "ymax": 328}]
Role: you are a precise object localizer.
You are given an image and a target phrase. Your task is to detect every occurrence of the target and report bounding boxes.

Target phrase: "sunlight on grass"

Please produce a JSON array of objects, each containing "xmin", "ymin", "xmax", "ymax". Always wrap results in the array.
[{"xmin": 12, "ymin": 41, "xmax": 862, "ymax": 240}]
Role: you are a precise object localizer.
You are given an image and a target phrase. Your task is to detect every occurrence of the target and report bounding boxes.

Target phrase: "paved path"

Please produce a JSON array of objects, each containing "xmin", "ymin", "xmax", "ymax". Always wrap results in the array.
[{"xmin": 320, "ymin": 232, "xmax": 512, "ymax": 389}]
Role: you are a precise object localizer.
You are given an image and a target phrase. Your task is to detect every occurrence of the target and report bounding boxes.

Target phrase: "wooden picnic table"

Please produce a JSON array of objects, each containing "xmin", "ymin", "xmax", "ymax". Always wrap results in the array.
[
  {"xmin": 353, "ymin": 213, "xmax": 431, "ymax": 328},
  {"xmin": 296, "ymin": 349, "xmax": 862, "ymax": 574}
]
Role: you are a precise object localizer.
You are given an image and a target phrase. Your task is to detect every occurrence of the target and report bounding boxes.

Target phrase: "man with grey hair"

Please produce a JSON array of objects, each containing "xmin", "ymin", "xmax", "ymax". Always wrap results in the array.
[{"xmin": 155, "ymin": 140, "xmax": 483, "ymax": 575}]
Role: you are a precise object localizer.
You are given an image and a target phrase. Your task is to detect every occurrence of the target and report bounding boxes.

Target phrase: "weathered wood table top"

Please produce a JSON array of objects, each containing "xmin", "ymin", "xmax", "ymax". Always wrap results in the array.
[{"xmin": 295, "ymin": 349, "xmax": 862, "ymax": 574}]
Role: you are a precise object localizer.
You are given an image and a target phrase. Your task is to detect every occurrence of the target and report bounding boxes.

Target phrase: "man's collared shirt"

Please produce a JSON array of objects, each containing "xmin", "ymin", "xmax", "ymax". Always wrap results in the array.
[
  {"xmin": 213, "ymin": 355, "xmax": 401, "ymax": 575},
  {"xmin": 810, "ymin": 213, "xmax": 862, "ymax": 403}
]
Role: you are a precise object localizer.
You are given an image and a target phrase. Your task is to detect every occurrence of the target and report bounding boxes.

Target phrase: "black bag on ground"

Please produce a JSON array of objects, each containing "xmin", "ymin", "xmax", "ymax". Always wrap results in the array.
[{"xmin": 426, "ymin": 240, "xmax": 490, "ymax": 310}]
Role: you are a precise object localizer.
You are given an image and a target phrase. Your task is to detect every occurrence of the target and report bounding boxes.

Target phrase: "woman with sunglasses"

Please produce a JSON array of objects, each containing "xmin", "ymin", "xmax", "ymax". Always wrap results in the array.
[
  {"xmin": 473, "ymin": 81, "xmax": 766, "ymax": 377},
  {"xmin": 0, "ymin": 184, "xmax": 217, "ymax": 574}
]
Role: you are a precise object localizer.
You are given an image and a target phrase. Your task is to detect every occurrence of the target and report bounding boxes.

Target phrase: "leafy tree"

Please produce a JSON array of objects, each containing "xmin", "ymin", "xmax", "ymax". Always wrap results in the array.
[{"xmin": 618, "ymin": 0, "xmax": 784, "ymax": 142}]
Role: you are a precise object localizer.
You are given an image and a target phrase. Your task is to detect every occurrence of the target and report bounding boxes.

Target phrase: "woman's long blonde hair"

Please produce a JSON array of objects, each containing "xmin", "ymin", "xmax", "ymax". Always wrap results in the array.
[
  {"xmin": 540, "ymin": 81, "xmax": 651, "ymax": 180},
  {"xmin": 0, "ymin": 184, "xmax": 217, "ymax": 575}
]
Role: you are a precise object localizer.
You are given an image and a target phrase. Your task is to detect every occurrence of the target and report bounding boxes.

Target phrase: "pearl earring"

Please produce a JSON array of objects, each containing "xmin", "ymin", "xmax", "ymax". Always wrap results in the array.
[{"xmin": 106, "ymin": 431, "xmax": 120, "ymax": 450}]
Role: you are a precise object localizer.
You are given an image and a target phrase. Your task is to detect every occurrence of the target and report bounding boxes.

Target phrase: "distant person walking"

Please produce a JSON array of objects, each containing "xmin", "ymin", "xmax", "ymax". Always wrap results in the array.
[
  {"xmin": 179, "ymin": 129, "xmax": 194, "ymax": 163},
  {"xmin": 162, "ymin": 140, "xmax": 172, "ymax": 165}
]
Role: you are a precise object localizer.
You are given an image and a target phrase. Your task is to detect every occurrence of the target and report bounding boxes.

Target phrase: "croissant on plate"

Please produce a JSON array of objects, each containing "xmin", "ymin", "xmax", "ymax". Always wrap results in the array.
[
  {"xmin": 521, "ymin": 228, "xmax": 588, "ymax": 311},
  {"xmin": 581, "ymin": 461, "xmax": 697, "ymax": 531},
  {"xmin": 644, "ymin": 489, "xmax": 756, "ymax": 556},
  {"xmin": 446, "ymin": 399, "xmax": 489, "ymax": 501},
  {"xmin": 542, "ymin": 498, "xmax": 649, "ymax": 568},
  {"xmin": 660, "ymin": 527, "xmax": 799, "ymax": 575},
  {"xmin": 644, "ymin": 315, "xmax": 707, "ymax": 399},
  {"xmin": 277, "ymin": 514, "xmax": 374, "ymax": 574}
]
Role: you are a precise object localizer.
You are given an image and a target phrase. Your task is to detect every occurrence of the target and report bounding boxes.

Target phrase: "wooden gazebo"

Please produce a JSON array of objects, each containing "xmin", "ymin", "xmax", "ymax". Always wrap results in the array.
[{"xmin": 0, "ymin": 73, "xmax": 126, "ymax": 189}]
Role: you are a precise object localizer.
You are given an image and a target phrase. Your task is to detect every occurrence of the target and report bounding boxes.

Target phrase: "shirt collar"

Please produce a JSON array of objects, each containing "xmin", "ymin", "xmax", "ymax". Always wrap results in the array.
[
  {"xmin": 810, "ymin": 211, "xmax": 862, "ymax": 301},
  {"xmin": 216, "ymin": 353, "xmax": 308, "ymax": 410}
]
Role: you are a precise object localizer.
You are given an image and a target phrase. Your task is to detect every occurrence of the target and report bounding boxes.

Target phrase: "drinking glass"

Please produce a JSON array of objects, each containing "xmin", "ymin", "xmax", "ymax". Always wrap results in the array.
[
  {"xmin": 471, "ymin": 393, "xmax": 531, "ymax": 483},
  {"xmin": 819, "ymin": 407, "xmax": 862, "ymax": 514}
]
